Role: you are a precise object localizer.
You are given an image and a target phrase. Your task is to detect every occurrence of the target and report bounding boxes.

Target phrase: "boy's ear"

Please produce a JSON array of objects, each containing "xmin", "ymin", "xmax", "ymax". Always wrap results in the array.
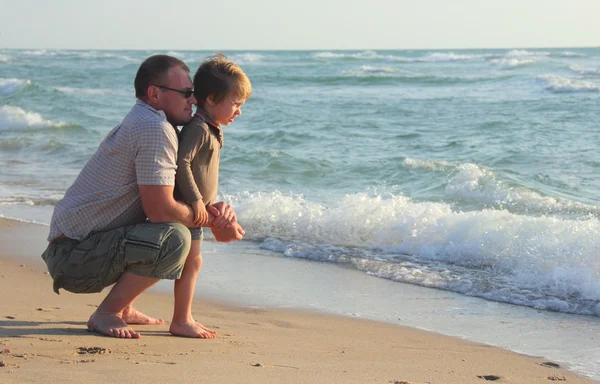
[{"xmin": 206, "ymin": 95, "xmax": 216, "ymax": 106}]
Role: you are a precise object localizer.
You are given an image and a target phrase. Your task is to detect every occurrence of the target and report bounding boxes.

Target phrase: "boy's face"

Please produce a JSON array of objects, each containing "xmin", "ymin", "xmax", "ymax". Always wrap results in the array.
[{"xmin": 206, "ymin": 94, "xmax": 246, "ymax": 126}]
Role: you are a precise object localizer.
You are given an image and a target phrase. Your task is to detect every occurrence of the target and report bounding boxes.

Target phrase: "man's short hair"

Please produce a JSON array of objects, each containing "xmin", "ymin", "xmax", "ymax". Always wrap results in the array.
[
  {"xmin": 134, "ymin": 55, "xmax": 190, "ymax": 99},
  {"xmin": 193, "ymin": 53, "xmax": 252, "ymax": 106}
]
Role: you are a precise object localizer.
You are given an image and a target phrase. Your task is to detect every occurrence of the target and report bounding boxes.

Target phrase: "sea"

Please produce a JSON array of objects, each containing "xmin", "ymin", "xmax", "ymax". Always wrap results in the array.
[{"xmin": 1, "ymin": 48, "xmax": 599, "ymax": 379}]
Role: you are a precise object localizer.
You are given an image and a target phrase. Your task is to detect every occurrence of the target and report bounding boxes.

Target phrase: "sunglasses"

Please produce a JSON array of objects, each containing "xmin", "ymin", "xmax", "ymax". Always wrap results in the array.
[{"xmin": 153, "ymin": 85, "xmax": 194, "ymax": 99}]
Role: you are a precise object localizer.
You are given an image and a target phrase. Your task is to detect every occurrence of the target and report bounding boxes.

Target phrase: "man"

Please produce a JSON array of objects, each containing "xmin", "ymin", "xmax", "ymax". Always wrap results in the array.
[{"xmin": 42, "ymin": 55, "xmax": 244, "ymax": 339}]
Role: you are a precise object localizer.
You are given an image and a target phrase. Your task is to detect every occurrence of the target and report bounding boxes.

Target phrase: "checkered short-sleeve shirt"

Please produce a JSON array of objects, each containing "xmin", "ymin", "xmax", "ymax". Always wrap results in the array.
[{"xmin": 48, "ymin": 100, "xmax": 179, "ymax": 241}]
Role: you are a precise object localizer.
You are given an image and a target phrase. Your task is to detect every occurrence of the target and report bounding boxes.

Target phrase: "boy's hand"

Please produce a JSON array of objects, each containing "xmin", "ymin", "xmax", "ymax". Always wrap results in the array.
[
  {"xmin": 191, "ymin": 200, "xmax": 209, "ymax": 227},
  {"xmin": 207, "ymin": 201, "xmax": 237, "ymax": 228},
  {"xmin": 211, "ymin": 222, "xmax": 245, "ymax": 242}
]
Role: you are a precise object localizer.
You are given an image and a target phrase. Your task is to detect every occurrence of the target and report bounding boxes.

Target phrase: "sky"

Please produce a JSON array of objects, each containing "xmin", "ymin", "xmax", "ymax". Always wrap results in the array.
[{"xmin": 1, "ymin": 0, "xmax": 599, "ymax": 50}]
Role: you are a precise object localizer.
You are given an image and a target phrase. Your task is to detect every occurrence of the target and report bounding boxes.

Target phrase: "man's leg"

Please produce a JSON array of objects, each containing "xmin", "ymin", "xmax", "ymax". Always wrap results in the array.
[
  {"xmin": 88, "ymin": 272, "xmax": 160, "ymax": 338},
  {"xmin": 43, "ymin": 222, "xmax": 191, "ymax": 339},
  {"xmin": 170, "ymin": 239, "xmax": 217, "ymax": 338}
]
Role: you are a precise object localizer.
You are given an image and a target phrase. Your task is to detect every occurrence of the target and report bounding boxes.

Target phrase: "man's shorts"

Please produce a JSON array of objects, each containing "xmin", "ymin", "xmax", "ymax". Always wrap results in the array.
[{"xmin": 41, "ymin": 222, "xmax": 191, "ymax": 294}]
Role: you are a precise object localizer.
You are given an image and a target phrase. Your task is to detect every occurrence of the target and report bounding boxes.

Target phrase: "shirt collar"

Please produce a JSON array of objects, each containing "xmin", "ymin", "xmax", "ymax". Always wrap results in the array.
[
  {"xmin": 194, "ymin": 107, "xmax": 222, "ymax": 131},
  {"xmin": 135, "ymin": 99, "xmax": 167, "ymax": 121},
  {"xmin": 194, "ymin": 106, "xmax": 224, "ymax": 145}
]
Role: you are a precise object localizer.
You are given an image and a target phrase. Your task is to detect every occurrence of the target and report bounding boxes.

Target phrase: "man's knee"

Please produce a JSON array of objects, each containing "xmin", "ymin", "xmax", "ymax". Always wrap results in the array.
[
  {"xmin": 122, "ymin": 222, "xmax": 191, "ymax": 280},
  {"xmin": 163, "ymin": 223, "xmax": 192, "ymax": 261}
]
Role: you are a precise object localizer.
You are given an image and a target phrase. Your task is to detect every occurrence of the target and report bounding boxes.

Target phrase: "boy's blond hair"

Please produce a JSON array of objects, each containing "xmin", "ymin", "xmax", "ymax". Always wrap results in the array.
[{"xmin": 193, "ymin": 53, "xmax": 252, "ymax": 107}]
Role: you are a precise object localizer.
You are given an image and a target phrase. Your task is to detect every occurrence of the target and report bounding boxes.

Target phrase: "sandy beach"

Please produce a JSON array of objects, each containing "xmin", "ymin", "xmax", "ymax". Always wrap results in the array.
[{"xmin": 0, "ymin": 218, "xmax": 596, "ymax": 384}]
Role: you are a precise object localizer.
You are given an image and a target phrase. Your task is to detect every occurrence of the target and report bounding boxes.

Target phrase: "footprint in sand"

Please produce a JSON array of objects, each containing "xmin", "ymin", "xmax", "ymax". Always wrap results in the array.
[
  {"xmin": 477, "ymin": 375, "xmax": 501, "ymax": 381},
  {"xmin": 548, "ymin": 376, "xmax": 567, "ymax": 381},
  {"xmin": 540, "ymin": 361, "xmax": 561, "ymax": 368},
  {"xmin": 76, "ymin": 347, "xmax": 110, "ymax": 355}
]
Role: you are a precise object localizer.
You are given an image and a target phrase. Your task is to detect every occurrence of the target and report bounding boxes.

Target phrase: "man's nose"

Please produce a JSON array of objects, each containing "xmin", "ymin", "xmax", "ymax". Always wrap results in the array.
[{"xmin": 189, "ymin": 95, "xmax": 197, "ymax": 105}]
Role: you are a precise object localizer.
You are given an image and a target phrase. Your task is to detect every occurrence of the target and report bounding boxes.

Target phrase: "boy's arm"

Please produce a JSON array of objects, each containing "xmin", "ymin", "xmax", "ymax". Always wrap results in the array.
[{"xmin": 176, "ymin": 126, "xmax": 206, "ymax": 205}]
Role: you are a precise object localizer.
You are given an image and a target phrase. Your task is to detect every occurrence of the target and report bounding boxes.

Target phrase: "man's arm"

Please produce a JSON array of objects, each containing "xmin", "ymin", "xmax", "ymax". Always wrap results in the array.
[
  {"xmin": 139, "ymin": 185, "xmax": 197, "ymax": 228},
  {"xmin": 139, "ymin": 185, "xmax": 244, "ymax": 242}
]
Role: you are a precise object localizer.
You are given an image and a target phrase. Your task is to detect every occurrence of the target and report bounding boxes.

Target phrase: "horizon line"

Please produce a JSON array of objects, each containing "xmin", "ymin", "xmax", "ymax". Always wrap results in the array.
[{"xmin": 1, "ymin": 45, "xmax": 599, "ymax": 52}]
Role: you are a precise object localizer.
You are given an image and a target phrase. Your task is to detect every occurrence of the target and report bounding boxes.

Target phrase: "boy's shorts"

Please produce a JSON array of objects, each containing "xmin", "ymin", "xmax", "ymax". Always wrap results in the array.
[
  {"xmin": 41, "ymin": 222, "xmax": 191, "ymax": 294},
  {"xmin": 189, "ymin": 227, "xmax": 203, "ymax": 241}
]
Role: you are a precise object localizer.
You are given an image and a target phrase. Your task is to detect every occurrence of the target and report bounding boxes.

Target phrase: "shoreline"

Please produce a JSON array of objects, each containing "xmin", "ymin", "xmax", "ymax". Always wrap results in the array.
[{"xmin": 0, "ymin": 218, "xmax": 597, "ymax": 383}]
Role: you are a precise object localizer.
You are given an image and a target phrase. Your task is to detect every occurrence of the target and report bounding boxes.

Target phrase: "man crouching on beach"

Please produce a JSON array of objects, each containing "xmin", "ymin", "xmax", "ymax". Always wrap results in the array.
[{"xmin": 41, "ymin": 55, "xmax": 244, "ymax": 339}]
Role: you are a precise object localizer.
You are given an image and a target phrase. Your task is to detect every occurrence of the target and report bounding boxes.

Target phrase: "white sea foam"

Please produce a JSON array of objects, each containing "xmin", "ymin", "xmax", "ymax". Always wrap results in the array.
[
  {"xmin": 225, "ymin": 190, "xmax": 600, "ymax": 315},
  {"xmin": 445, "ymin": 163, "xmax": 600, "ymax": 214},
  {"xmin": 539, "ymin": 74, "xmax": 600, "ymax": 92},
  {"xmin": 22, "ymin": 49, "xmax": 55, "ymax": 56},
  {"xmin": 0, "ymin": 54, "xmax": 10, "ymax": 63},
  {"xmin": 314, "ymin": 51, "xmax": 379, "ymax": 60},
  {"xmin": 492, "ymin": 57, "xmax": 536, "ymax": 69},
  {"xmin": 0, "ymin": 105, "xmax": 67, "ymax": 130},
  {"xmin": 0, "ymin": 78, "xmax": 31, "ymax": 96},
  {"xmin": 342, "ymin": 65, "xmax": 402, "ymax": 77},
  {"xmin": 77, "ymin": 51, "xmax": 139, "ymax": 62},
  {"xmin": 556, "ymin": 51, "xmax": 584, "ymax": 57},
  {"xmin": 505, "ymin": 49, "xmax": 549, "ymax": 58},
  {"xmin": 54, "ymin": 86, "xmax": 129, "ymax": 96},
  {"xmin": 421, "ymin": 52, "xmax": 476, "ymax": 62},
  {"xmin": 230, "ymin": 53, "xmax": 267, "ymax": 63},
  {"xmin": 403, "ymin": 158, "xmax": 454, "ymax": 170},
  {"xmin": 568, "ymin": 64, "xmax": 600, "ymax": 76}
]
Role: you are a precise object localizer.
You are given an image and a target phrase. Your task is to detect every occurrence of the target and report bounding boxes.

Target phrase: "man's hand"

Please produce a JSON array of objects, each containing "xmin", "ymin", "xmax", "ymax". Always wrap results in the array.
[
  {"xmin": 207, "ymin": 201, "xmax": 237, "ymax": 228},
  {"xmin": 191, "ymin": 200, "xmax": 209, "ymax": 227},
  {"xmin": 211, "ymin": 222, "xmax": 245, "ymax": 242}
]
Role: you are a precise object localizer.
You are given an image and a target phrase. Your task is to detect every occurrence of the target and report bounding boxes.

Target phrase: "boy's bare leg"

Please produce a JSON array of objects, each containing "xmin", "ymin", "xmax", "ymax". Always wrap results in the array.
[
  {"xmin": 170, "ymin": 240, "xmax": 217, "ymax": 338},
  {"xmin": 87, "ymin": 272, "xmax": 160, "ymax": 339}
]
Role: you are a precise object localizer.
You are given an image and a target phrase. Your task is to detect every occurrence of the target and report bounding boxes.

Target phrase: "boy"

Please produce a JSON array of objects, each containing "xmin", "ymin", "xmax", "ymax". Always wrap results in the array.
[{"xmin": 172, "ymin": 54, "xmax": 251, "ymax": 338}]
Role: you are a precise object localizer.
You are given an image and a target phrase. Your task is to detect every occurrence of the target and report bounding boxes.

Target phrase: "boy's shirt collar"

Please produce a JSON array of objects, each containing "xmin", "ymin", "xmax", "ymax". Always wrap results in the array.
[
  {"xmin": 194, "ymin": 106, "xmax": 223, "ymax": 146},
  {"xmin": 194, "ymin": 107, "xmax": 220, "ymax": 130}
]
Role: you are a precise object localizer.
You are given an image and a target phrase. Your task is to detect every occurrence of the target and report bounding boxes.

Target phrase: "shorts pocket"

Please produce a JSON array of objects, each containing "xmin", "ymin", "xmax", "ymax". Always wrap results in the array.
[{"xmin": 122, "ymin": 223, "xmax": 174, "ymax": 266}]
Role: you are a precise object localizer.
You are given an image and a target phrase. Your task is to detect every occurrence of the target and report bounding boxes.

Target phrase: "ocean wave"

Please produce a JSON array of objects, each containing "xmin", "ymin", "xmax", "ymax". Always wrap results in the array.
[
  {"xmin": 505, "ymin": 49, "xmax": 550, "ymax": 58},
  {"xmin": 21, "ymin": 49, "xmax": 56, "ymax": 56},
  {"xmin": 403, "ymin": 158, "xmax": 454, "ymax": 170},
  {"xmin": 314, "ymin": 50, "xmax": 379, "ymax": 60},
  {"xmin": 0, "ymin": 105, "xmax": 69, "ymax": 131},
  {"xmin": 492, "ymin": 57, "xmax": 536, "ymax": 69},
  {"xmin": 539, "ymin": 74, "xmax": 600, "ymax": 93},
  {"xmin": 0, "ymin": 197, "xmax": 59, "ymax": 206},
  {"xmin": 0, "ymin": 54, "xmax": 10, "ymax": 63},
  {"xmin": 225, "ymin": 190, "xmax": 600, "ymax": 315},
  {"xmin": 0, "ymin": 78, "xmax": 31, "ymax": 96},
  {"xmin": 229, "ymin": 53, "xmax": 268, "ymax": 64},
  {"xmin": 444, "ymin": 162, "xmax": 600, "ymax": 215},
  {"xmin": 54, "ymin": 86, "xmax": 130, "ymax": 96},
  {"xmin": 76, "ymin": 51, "xmax": 140, "ymax": 62},
  {"xmin": 557, "ymin": 51, "xmax": 585, "ymax": 57},
  {"xmin": 568, "ymin": 64, "xmax": 600, "ymax": 76},
  {"xmin": 341, "ymin": 65, "xmax": 403, "ymax": 77},
  {"xmin": 0, "ymin": 214, "xmax": 50, "ymax": 226}
]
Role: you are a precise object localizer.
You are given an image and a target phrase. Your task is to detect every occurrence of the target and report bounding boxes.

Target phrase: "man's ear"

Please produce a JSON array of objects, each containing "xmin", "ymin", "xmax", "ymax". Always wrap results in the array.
[{"xmin": 147, "ymin": 85, "xmax": 160, "ymax": 103}]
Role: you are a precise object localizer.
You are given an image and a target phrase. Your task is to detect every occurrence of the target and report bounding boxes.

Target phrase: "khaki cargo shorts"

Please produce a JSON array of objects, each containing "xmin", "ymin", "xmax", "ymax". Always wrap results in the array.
[{"xmin": 41, "ymin": 222, "xmax": 191, "ymax": 294}]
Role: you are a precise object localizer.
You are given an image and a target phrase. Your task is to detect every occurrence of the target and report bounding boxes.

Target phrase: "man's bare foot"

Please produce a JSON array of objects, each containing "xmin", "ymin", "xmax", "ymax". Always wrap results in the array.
[
  {"xmin": 170, "ymin": 320, "xmax": 217, "ymax": 339},
  {"xmin": 87, "ymin": 311, "xmax": 140, "ymax": 339},
  {"xmin": 122, "ymin": 306, "xmax": 164, "ymax": 325}
]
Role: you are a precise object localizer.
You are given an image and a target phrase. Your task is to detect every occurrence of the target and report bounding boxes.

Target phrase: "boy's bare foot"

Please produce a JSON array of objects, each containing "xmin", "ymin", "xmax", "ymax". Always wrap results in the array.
[
  {"xmin": 122, "ymin": 306, "xmax": 164, "ymax": 325},
  {"xmin": 169, "ymin": 320, "xmax": 217, "ymax": 339},
  {"xmin": 87, "ymin": 310, "xmax": 140, "ymax": 339}
]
